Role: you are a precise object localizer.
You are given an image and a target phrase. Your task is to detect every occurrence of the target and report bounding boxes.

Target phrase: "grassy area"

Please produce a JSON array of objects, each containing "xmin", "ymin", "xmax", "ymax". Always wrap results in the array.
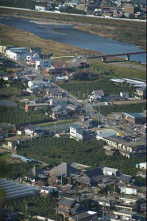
[
  {"xmin": 91, "ymin": 62, "xmax": 146, "ymax": 80},
  {"xmin": 6, "ymin": 196, "xmax": 57, "ymax": 220},
  {"xmin": 58, "ymin": 78, "xmax": 135, "ymax": 99},
  {"xmin": 18, "ymin": 136, "xmax": 145, "ymax": 176},
  {"xmin": 0, "ymin": 7, "xmax": 146, "ymax": 49},
  {"xmin": 95, "ymin": 102, "xmax": 146, "ymax": 115},
  {"xmin": 36, "ymin": 119, "xmax": 77, "ymax": 127},
  {"xmin": 0, "ymin": 86, "xmax": 21, "ymax": 98},
  {"xmin": 0, "ymin": 105, "xmax": 51, "ymax": 126},
  {"xmin": 0, "ymin": 23, "xmax": 96, "ymax": 56},
  {"xmin": 58, "ymin": 61, "xmax": 146, "ymax": 99}
]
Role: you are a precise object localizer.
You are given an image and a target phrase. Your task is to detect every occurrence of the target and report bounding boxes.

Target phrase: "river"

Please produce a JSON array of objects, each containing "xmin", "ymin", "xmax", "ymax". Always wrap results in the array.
[{"xmin": 0, "ymin": 16, "xmax": 146, "ymax": 63}]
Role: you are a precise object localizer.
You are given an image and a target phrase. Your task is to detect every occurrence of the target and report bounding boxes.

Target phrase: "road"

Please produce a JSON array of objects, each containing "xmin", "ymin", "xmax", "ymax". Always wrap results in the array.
[
  {"xmin": 0, "ymin": 6, "xmax": 146, "ymax": 23},
  {"xmin": 19, "ymin": 60, "xmax": 97, "ymax": 121}
]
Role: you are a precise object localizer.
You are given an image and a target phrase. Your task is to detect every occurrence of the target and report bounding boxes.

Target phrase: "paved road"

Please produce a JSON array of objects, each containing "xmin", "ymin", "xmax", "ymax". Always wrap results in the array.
[{"xmin": 0, "ymin": 6, "xmax": 146, "ymax": 23}]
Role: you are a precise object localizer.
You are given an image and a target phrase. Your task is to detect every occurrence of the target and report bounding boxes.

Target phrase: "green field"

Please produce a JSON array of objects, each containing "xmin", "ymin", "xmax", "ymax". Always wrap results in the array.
[
  {"xmin": 0, "ymin": 106, "xmax": 51, "ymax": 126},
  {"xmin": 91, "ymin": 62, "xmax": 146, "ymax": 80},
  {"xmin": 59, "ymin": 78, "xmax": 135, "ymax": 99},
  {"xmin": 18, "ymin": 136, "xmax": 144, "ymax": 176},
  {"xmin": 95, "ymin": 102, "xmax": 146, "ymax": 115},
  {"xmin": 59, "ymin": 61, "xmax": 146, "ymax": 99}
]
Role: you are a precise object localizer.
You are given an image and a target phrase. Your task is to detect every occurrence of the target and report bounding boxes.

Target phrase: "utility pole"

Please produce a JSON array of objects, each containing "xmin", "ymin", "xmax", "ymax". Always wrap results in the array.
[{"xmin": 97, "ymin": 104, "xmax": 101, "ymax": 127}]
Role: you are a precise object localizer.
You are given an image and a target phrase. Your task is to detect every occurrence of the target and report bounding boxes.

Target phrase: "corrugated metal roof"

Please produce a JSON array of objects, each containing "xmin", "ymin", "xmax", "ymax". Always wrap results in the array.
[{"xmin": 0, "ymin": 179, "xmax": 39, "ymax": 200}]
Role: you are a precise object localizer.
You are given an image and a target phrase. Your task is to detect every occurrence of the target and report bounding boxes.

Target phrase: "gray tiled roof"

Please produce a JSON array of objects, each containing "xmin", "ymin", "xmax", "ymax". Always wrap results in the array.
[
  {"xmin": 49, "ymin": 162, "xmax": 80, "ymax": 177},
  {"xmin": 58, "ymin": 197, "xmax": 76, "ymax": 207}
]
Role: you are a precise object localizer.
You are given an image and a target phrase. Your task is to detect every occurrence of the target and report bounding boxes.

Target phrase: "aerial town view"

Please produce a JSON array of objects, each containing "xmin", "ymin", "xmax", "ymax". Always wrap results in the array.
[{"xmin": 0, "ymin": 0, "xmax": 146, "ymax": 220}]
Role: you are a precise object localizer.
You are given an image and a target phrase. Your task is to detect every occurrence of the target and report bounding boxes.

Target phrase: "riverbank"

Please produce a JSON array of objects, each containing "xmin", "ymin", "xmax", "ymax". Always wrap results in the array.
[
  {"xmin": 0, "ymin": 23, "xmax": 98, "ymax": 56},
  {"xmin": 0, "ymin": 7, "xmax": 146, "ymax": 49}
]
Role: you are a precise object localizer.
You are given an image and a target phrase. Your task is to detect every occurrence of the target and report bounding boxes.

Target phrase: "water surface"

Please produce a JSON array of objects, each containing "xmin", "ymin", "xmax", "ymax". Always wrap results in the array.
[{"xmin": 0, "ymin": 16, "xmax": 146, "ymax": 63}]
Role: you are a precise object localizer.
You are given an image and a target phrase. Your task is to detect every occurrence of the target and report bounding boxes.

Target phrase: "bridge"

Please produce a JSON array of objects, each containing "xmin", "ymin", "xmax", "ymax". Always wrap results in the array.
[{"xmin": 86, "ymin": 51, "xmax": 146, "ymax": 62}]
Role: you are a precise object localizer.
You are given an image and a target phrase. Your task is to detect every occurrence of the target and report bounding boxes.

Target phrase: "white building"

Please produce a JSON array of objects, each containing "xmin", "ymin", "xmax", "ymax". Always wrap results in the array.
[
  {"xmin": 24, "ymin": 128, "xmax": 34, "ymax": 137},
  {"xmin": 5, "ymin": 47, "xmax": 30, "ymax": 61},
  {"xmin": 70, "ymin": 126, "xmax": 84, "ymax": 141},
  {"xmin": 136, "ymin": 162, "xmax": 147, "ymax": 170},
  {"xmin": 35, "ymin": 6, "xmax": 46, "ymax": 11},
  {"xmin": 32, "ymin": 216, "xmax": 55, "ymax": 221},
  {"xmin": 70, "ymin": 125, "xmax": 90, "ymax": 141},
  {"xmin": 5, "ymin": 49, "xmax": 18, "ymax": 61},
  {"xmin": 40, "ymin": 186, "xmax": 58, "ymax": 195},
  {"xmin": 103, "ymin": 167, "xmax": 119, "ymax": 176},
  {"xmin": 88, "ymin": 90, "xmax": 104, "ymax": 102},
  {"xmin": 120, "ymin": 186, "xmax": 137, "ymax": 195},
  {"xmin": 55, "ymin": 75, "xmax": 69, "ymax": 81}
]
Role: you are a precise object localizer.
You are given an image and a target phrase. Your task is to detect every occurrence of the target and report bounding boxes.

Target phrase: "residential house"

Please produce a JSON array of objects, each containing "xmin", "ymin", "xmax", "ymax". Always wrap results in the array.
[
  {"xmin": 112, "ymin": 204, "xmax": 133, "ymax": 220},
  {"xmin": 51, "ymin": 105, "xmax": 67, "ymax": 119},
  {"xmin": 73, "ymin": 167, "xmax": 103, "ymax": 187},
  {"xmin": 96, "ymin": 175, "xmax": 118, "ymax": 188},
  {"xmin": 32, "ymin": 216, "xmax": 55, "ymax": 221},
  {"xmin": 40, "ymin": 186, "xmax": 58, "ymax": 195},
  {"xmin": 55, "ymin": 75, "xmax": 69, "ymax": 82},
  {"xmin": 0, "ymin": 45, "xmax": 6, "ymax": 54},
  {"xmin": 70, "ymin": 125, "xmax": 92, "ymax": 141},
  {"xmin": 49, "ymin": 162, "xmax": 80, "ymax": 178},
  {"xmin": 136, "ymin": 162, "xmax": 147, "ymax": 170},
  {"xmin": 24, "ymin": 127, "xmax": 35, "ymax": 137},
  {"xmin": 121, "ymin": 0, "xmax": 134, "ymax": 17},
  {"xmin": 97, "ymin": 135, "xmax": 146, "ymax": 158},
  {"xmin": 103, "ymin": 167, "xmax": 119, "ymax": 176},
  {"xmin": 103, "ymin": 145, "xmax": 115, "ymax": 156},
  {"xmin": 5, "ymin": 47, "xmax": 30, "ymax": 61},
  {"xmin": 84, "ymin": 119, "xmax": 98, "ymax": 129},
  {"xmin": 136, "ymin": 162, "xmax": 146, "ymax": 178},
  {"xmin": 35, "ymin": 5, "xmax": 46, "ymax": 11},
  {"xmin": 69, "ymin": 211, "xmax": 97, "ymax": 221},
  {"xmin": 88, "ymin": 90, "xmax": 104, "ymax": 102},
  {"xmin": 97, "ymin": 198, "xmax": 111, "ymax": 208},
  {"xmin": 135, "ymin": 87, "xmax": 146, "ymax": 99},
  {"xmin": 119, "ymin": 197, "xmax": 137, "ymax": 206},
  {"xmin": 2, "ymin": 141, "xmax": 17, "ymax": 152},
  {"xmin": 58, "ymin": 197, "xmax": 86, "ymax": 218},
  {"xmin": 120, "ymin": 186, "xmax": 137, "ymax": 195},
  {"xmin": 102, "ymin": 7, "xmax": 114, "ymax": 17},
  {"xmin": 73, "ymin": 174, "xmax": 94, "ymax": 186},
  {"xmin": 70, "ymin": 162, "xmax": 91, "ymax": 170},
  {"xmin": 118, "ymin": 173, "xmax": 132, "ymax": 184},
  {"xmin": 122, "ymin": 112, "xmax": 146, "ymax": 124}
]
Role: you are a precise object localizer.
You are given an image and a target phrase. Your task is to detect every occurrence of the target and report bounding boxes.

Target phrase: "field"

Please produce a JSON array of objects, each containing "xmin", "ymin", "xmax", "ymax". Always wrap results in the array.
[
  {"xmin": 0, "ymin": 7, "xmax": 146, "ymax": 49},
  {"xmin": 0, "ymin": 105, "xmax": 51, "ymax": 126},
  {"xmin": 91, "ymin": 62, "xmax": 146, "ymax": 80},
  {"xmin": 95, "ymin": 102, "xmax": 146, "ymax": 115},
  {"xmin": 58, "ymin": 78, "xmax": 134, "ymax": 99},
  {"xmin": 58, "ymin": 61, "xmax": 146, "ymax": 99}
]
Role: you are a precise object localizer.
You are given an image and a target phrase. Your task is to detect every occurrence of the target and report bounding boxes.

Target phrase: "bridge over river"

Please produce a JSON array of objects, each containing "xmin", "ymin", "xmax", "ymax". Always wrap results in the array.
[{"xmin": 87, "ymin": 51, "xmax": 147, "ymax": 62}]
